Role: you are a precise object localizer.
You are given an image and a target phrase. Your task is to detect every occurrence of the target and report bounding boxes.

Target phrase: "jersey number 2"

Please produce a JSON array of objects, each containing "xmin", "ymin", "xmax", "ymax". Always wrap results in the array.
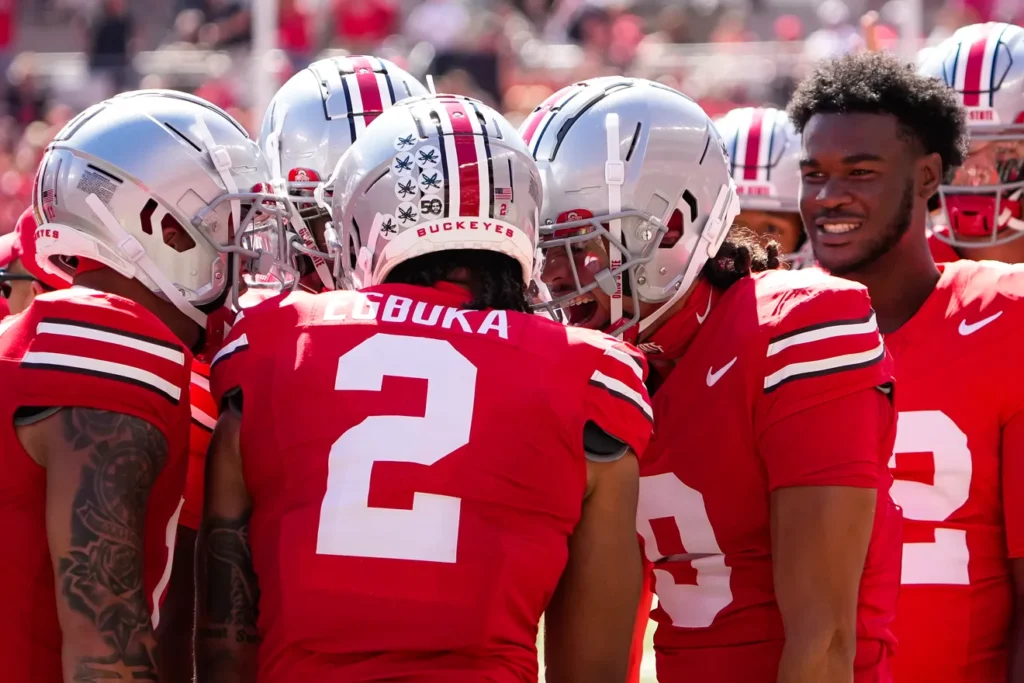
[
  {"xmin": 889, "ymin": 410, "xmax": 972, "ymax": 585},
  {"xmin": 637, "ymin": 473, "xmax": 734, "ymax": 628},
  {"xmin": 316, "ymin": 333, "xmax": 477, "ymax": 564}
]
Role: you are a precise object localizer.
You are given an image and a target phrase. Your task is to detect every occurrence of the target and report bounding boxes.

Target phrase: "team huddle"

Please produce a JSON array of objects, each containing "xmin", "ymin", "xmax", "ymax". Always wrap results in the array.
[{"xmin": 1, "ymin": 18, "xmax": 1023, "ymax": 683}]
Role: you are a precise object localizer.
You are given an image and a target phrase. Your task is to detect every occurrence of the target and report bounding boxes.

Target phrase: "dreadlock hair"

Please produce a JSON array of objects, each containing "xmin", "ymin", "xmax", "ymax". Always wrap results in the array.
[
  {"xmin": 787, "ymin": 51, "xmax": 969, "ymax": 184},
  {"xmin": 701, "ymin": 226, "xmax": 784, "ymax": 290},
  {"xmin": 385, "ymin": 249, "xmax": 531, "ymax": 313}
]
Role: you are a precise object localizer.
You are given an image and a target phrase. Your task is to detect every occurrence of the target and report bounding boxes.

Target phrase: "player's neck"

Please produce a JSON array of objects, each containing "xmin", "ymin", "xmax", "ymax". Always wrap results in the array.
[
  {"xmin": 74, "ymin": 269, "xmax": 202, "ymax": 349},
  {"xmin": 844, "ymin": 232, "xmax": 940, "ymax": 335}
]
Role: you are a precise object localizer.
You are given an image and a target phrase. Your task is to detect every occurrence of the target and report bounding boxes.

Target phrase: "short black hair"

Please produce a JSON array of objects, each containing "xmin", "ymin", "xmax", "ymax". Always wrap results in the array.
[
  {"xmin": 701, "ymin": 226, "xmax": 784, "ymax": 290},
  {"xmin": 385, "ymin": 249, "xmax": 531, "ymax": 313},
  {"xmin": 787, "ymin": 51, "xmax": 969, "ymax": 182}
]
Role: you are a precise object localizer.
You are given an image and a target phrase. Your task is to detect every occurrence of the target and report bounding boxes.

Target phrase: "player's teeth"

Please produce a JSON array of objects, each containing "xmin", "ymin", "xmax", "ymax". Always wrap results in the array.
[{"xmin": 821, "ymin": 223, "xmax": 858, "ymax": 234}]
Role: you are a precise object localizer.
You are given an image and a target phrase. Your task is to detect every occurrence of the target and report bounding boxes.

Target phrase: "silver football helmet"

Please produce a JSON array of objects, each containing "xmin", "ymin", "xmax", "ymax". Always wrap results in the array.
[
  {"xmin": 715, "ymin": 106, "xmax": 813, "ymax": 269},
  {"xmin": 521, "ymin": 77, "xmax": 740, "ymax": 336},
  {"xmin": 330, "ymin": 93, "xmax": 542, "ymax": 289},
  {"xmin": 33, "ymin": 89, "xmax": 287, "ymax": 328},
  {"xmin": 918, "ymin": 22, "xmax": 1024, "ymax": 246},
  {"xmin": 260, "ymin": 55, "xmax": 428, "ymax": 289}
]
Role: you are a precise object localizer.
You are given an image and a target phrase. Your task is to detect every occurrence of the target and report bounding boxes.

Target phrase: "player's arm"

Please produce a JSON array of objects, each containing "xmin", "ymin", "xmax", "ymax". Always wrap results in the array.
[
  {"xmin": 546, "ymin": 339, "xmax": 653, "ymax": 683},
  {"xmin": 18, "ymin": 407, "xmax": 168, "ymax": 681},
  {"xmin": 195, "ymin": 399, "xmax": 260, "ymax": 683},
  {"xmin": 766, "ymin": 389, "xmax": 892, "ymax": 683},
  {"xmin": 545, "ymin": 444, "xmax": 642, "ymax": 683}
]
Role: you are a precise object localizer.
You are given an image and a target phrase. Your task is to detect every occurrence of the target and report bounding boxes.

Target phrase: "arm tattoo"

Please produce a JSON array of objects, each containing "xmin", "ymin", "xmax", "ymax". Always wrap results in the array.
[
  {"xmin": 57, "ymin": 407, "xmax": 167, "ymax": 681},
  {"xmin": 197, "ymin": 510, "xmax": 262, "ymax": 678}
]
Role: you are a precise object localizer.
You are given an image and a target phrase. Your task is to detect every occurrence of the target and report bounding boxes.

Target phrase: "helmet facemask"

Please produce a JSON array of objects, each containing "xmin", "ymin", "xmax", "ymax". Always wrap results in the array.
[{"xmin": 929, "ymin": 133, "xmax": 1024, "ymax": 246}]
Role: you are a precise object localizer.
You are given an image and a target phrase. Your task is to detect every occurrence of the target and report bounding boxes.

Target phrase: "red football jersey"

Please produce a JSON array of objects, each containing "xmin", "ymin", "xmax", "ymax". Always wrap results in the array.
[
  {"xmin": 180, "ymin": 361, "xmax": 215, "ymax": 531},
  {"xmin": 0, "ymin": 288, "xmax": 191, "ymax": 682},
  {"xmin": 886, "ymin": 260, "xmax": 1024, "ymax": 682},
  {"xmin": 210, "ymin": 282, "xmax": 653, "ymax": 683},
  {"xmin": 636, "ymin": 270, "xmax": 901, "ymax": 683}
]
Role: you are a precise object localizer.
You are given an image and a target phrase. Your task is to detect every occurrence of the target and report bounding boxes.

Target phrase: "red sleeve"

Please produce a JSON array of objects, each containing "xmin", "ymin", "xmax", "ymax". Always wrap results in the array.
[
  {"xmin": 759, "ymin": 387, "xmax": 894, "ymax": 490},
  {"xmin": 582, "ymin": 338, "xmax": 654, "ymax": 459},
  {"xmin": 757, "ymin": 285, "xmax": 893, "ymax": 431},
  {"xmin": 13, "ymin": 294, "xmax": 192, "ymax": 442},
  {"xmin": 180, "ymin": 362, "xmax": 215, "ymax": 531},
  {"xmin": 209, "ymin": 307, "xmax": 258, "ymax": 409}
]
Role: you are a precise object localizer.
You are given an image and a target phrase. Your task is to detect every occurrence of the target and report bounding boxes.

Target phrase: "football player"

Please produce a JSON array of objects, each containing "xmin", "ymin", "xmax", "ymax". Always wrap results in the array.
[
  {"xmin": 259, "ymin": 55, "xmax": 428, "ymax": 293},
  {"xmin": 790, "ymin": 48, "xmax": 1024, "ymax": 683},
  {"xmin": 917, "ymin": 22, "xmax": 1024, "ymax": 265},
  {"xmin": 716, "ymin": 106, "xmax": 815, "ymax": 268},
  {"xmin": 0, "ymin": 90, "xmax": 282, "ymax": 681},
  {"xmin": 196, "ymin": 93, "xmax": 653, "ymax": 683},
  {"xmin": 529, "ymin": 76, "xmax": 901, "ymax": 681},
  {"xmin": 0, "ymin": 207, "xmax": 65, "ymax": 315}
]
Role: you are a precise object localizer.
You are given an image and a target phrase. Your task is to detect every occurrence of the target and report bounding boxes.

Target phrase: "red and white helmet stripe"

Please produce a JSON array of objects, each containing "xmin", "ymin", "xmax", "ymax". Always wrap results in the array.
[{"xmin": 727, "ymin": 107, "xmax": 789, "ymax": 184}]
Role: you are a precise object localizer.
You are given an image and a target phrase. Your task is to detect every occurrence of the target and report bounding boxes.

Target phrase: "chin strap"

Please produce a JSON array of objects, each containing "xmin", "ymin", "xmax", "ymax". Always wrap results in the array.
[
  {"xmin": 193, "ymin": 114, "xmax": 240, "ymax": 243},
  {"xmin": 85, "ymin": 193, "xmax": 208, "ymax": 327},
  {"xmin": 605, "ymin": 113, "xmax": 625, "ymax": 331},
  {"xmin": 638, "ymin": 182, "xmax": 739, "ymax": 335}
]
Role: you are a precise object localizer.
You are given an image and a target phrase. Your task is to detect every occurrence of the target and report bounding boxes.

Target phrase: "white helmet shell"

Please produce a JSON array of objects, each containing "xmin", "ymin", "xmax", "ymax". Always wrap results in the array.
[
  {"xmin": 521, "ymin": 77, "xmax": 740, "ymax": 335},
  {"xmin": 330, "ymin": 94, "xmax": 542, "ymax": 289},
  {"xmin": 259, "ymin": 55, "xmax": 428, "ymax": 288},
  {"xmin": 33, "ymin": 89, "xmax": 283, "ymax": 326}
]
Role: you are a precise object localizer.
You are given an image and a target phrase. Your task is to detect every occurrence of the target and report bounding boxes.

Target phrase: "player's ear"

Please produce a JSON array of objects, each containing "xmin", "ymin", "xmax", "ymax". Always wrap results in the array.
[{"xmin": 915, "ymin": 152, "xmax": 943, "ymax": 200}]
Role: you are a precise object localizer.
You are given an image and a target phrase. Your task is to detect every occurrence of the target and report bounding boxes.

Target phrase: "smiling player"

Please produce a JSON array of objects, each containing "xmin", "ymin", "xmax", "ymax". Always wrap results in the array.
[{"xmin": 790, "ymin": 50, "xmax": 1024, "ymax": 682}]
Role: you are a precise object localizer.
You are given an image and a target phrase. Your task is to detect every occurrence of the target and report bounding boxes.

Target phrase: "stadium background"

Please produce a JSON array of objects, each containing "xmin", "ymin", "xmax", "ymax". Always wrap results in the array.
[{"xmin": 3, "ymin": 0, "xmax": 1022, "ymax": 679}]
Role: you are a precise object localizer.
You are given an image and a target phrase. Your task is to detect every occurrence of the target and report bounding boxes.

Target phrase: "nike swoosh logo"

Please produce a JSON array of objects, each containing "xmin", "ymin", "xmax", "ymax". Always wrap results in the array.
[
  {"xmin": 695, "ymin": 292, "xmax": 713, "ymax": 324},
  {"xmin": 706, "ymin": 357, "xmax": 737, "ymax": 386},
  {"xmin": 958, "ymin": 310, "xmax": 1003, "ymax": 336}
]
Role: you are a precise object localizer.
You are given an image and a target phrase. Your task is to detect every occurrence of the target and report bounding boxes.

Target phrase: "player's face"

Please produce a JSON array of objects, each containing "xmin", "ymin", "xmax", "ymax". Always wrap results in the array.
[
  {"xmin": 734, "ymin": 210, "xmax": 804, "ymax": 256},
  {"xmin": 799, "ymin": 113, "xmax": 921, "ymax": 275},
  {"xmin": 2, "ymin": 259, "xmax": 42, "ymax": 316},
  {"xmin": 540, "ymin": 237, "xmax": 613, "ymax": 330}
]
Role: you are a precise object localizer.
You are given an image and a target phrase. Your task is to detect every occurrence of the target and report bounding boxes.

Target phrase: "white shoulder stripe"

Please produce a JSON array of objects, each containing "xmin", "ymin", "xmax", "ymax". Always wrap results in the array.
[
  {"xmin": 764, "ymin": 340, "xmax": 886, "ymax": 391},
  {"xmin": 36, "ymin": 320, "xmax": 186, "ymax": 365},
  {"xmin": 766, "ymin": 313, "xmax": 878, "ymax": 357},
  {"xmin": 211, "ymin": 333, "xmax": 249, "ymax": 367},
  {"xmin": 22, "ymin": 351, "xmax": 182, "ymax": 401},
  {"xmin": 604, "ymin": 345, "xmax": 644, "ymax": 381},
  {"xmin": 590, "ymin": 369, "xmax": 653, "ymax": 421}
]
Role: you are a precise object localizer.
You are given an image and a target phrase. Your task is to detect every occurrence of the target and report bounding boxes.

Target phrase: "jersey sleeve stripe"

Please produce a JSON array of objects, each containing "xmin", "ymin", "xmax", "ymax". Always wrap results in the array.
[
  {"xmin": 191, "ymin": 405, "xmax": 216, "ymax": 431},
  {"xmin": 37, "ymin": 318, "xmax": 186, "ymax": 365},
  {"xmin": 763, "ymin": 340, "xmax": 886, "ymax": 393},
  {"xmin": 766, "ymin": 312, "xmax": 877, "ymax": 356},
  {"xmin": 589, "ymin": 370, "xmax": 654, "ymax": 422},
  {"xmin": 604, "ymin": 345, "xmax": 644, "ymax": 381},
  {"xmin": 21, "ymin": 351, "xmax": 183, "ymax": 403},
  {"xmin": 210, "ymin": 333, "xmax": 249, "ymax": 369},
  {"xmin": 190, "ymin": 371, "xmax": 210, "ymax": 392}
]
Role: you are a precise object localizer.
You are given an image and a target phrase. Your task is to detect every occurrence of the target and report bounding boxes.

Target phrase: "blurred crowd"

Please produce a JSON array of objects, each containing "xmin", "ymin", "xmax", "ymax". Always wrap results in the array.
[{"xmin": 0, "ymin": 0, "xmax": 1021, "ymax": 235}]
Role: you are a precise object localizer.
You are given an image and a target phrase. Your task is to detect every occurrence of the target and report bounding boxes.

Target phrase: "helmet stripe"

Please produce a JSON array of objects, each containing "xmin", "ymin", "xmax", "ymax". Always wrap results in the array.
[
  {"xmin": 742, "ymin": 108, "xmax": 765, "ymax": 181},
  {"xmin": 467, "ymin": 99, "xmax": 497, "ymax": 219},
  {"xmin": 445, "ymin": 99, "xmax": 482, "ymax": 217},
  {"xmin": 349, "ymin": 56, "xmax": 384, "ymax": 127}
]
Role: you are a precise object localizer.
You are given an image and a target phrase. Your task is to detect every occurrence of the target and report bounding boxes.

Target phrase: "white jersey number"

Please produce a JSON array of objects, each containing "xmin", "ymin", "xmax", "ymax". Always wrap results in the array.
[
  {"xmin": 888, "ymin": 410, "xmax": 972, "ymax": 585},
  {"xmin": 316, "ymin": 333, "xmax": 477, "ymax": 564},
  {"xmin": 637, "ymin": 473, "xmax": 733, "ymax": 628}
]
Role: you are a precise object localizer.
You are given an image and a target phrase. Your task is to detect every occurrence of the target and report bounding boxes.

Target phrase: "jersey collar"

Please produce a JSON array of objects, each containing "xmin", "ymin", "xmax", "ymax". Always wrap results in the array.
[{"xmin": 639, "ymin": 278, "xmax": 720, "ymax": 392}]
